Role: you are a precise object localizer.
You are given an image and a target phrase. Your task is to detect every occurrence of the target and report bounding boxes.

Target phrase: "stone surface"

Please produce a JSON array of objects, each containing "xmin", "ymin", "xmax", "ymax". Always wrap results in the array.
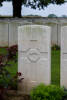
[
  {"xmin": 0, "ymin": 18, "xmax": 66, "ymax": 46},
  {"xmin": 18, "ymin": 25, "xmax": 51, "ymax": 93},
  {"xmin": 51, "ymin": 24, "xmax": 61, "ymax": 46},
  {"xmin": 61, "ymin": 26, "xmax": 67, "ymax": 88},
  {"xmin": 9, "ymin": 22, "xmax": 20, "ymax": 46},
  {"xmin": 0, "ymin": 22, "xmax": 8, "ymax": 46}
]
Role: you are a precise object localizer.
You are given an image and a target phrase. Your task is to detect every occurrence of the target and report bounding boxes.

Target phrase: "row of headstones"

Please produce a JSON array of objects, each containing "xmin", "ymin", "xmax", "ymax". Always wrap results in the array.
[{"xmin": 18, "ymin": 25, "xmax": 67, "ymax": 93}]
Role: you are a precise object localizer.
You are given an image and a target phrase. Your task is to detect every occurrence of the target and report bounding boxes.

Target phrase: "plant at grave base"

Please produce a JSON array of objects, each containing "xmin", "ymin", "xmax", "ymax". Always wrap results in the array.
[
  {"xmin": 62, "ymin": 88, "xmax": 67, "ymax": 100},
  {"xmin": 30, "ymin": 83, "xmax": 64, "ymax": 100},
  {"xmin": 51, "ymin": 44, "xmax": 60, "ymax": 50},
  {"xmin": 7, "ymin": 45, "xmax": 18, "ymax": 60},
  {"xmin": 0, "ymin": 54, "xmax": 24, "ymax": 100},
  {"xmin": 0, "ymin": 54, "xmax": 11, "ymax": 100},
  {"xmin": 7, "ymin": 72, "xmax": 24, "ymax": 90}
]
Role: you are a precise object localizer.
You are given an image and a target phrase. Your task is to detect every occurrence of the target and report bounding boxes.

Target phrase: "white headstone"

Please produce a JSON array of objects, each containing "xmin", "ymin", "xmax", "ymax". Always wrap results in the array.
[
  {"xmin": 18, "ymin": 25, "xmax": 51, "ymax": 93},
  {"xmin": 61, "ymin": 26, "xmax": 67, "ymax": 88}
]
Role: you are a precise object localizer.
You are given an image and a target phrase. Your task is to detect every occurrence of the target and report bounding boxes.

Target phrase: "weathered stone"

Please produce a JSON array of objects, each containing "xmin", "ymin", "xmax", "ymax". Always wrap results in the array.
[
  {"xmin": 0, "ymin": 23, "xmax": 8, "ymax": 46},
  {"xmin": 18, "ymin": 25, "xmax": 51, "ymax": 93},
  {"xmin": 9, "ymin": 23, "xmax": 20, "ymax": 46},
  {"xmin": 61, "ymin": 26, "xmax": 67, "ymax": 88}
]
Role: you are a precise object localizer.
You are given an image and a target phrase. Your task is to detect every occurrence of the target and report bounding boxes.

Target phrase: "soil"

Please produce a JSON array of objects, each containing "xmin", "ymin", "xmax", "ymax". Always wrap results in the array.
[{"xmin": 6, "ymin": 90, "xmax": 30, "ymax": 100}]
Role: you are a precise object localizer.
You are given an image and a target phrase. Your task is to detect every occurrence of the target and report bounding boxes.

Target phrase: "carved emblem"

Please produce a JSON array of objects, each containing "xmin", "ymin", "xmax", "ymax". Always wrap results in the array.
[{"xmin": 27, "ymin": 49, "xmax": 40, "ymax": 62}]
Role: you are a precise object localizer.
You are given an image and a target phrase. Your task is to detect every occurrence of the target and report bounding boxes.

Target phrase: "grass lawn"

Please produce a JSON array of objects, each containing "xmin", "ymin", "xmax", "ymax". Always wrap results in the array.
[
  {"xmin": 0, "ymin": 47, "xmax": 8, "ymax": 55},
  {"xmin": 0, "ymin": 47, "xmax": 60, "ymax": 86},
  {"xmin": 51, "ymin": 49, "xmax": 60, "ymax": 86}
]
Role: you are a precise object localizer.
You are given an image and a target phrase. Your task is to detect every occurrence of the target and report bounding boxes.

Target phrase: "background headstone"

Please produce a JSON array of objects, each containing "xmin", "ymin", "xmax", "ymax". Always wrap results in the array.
[
  {"xmin": 9, "ymin": 22, "xmax": 20, "ymax": 46},
  {"xmin": 0, "ymin": 22, "xmax": 8, "ymax": 46},
  {"xmin": 18, "ymin": 25, "xmax": 51, "ymax": 93},
  {"xmin": 61, "ymin": 26, "xmax": 67, "ymax": 88}
]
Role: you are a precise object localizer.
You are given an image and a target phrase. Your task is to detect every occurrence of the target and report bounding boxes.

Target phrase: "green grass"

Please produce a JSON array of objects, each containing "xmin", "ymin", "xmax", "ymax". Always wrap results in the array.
[
  {"xmin": 6, "ymin": 60, "xmax": 18, "ymax": 76},
  {"xmin": 0, "ymin": 48, "xmax": 60, "ymax": 86},
  {"xmin": 0, "ymin": 47, "xmax": 8, "ymax": 55},
  {"xmin": 51, "ymin": 49, "xmax": 60, "ymax": 86}
]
